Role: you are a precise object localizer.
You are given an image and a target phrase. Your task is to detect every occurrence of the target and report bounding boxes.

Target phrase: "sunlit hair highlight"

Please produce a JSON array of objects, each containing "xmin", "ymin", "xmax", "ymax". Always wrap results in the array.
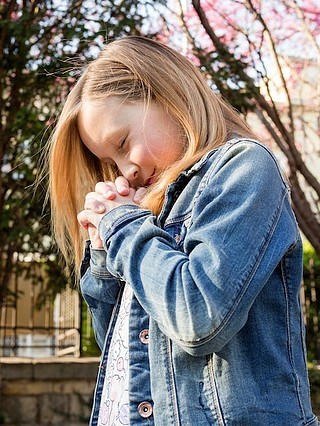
[{"xmin": 48, "ymin": 36, "xmax": 256, "ymax": 268}]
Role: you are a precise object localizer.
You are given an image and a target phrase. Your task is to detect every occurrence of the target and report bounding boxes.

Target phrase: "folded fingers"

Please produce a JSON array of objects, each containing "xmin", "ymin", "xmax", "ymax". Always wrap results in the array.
[{"xmin": 84, "ymin": 192, "xmax": 109, "ymax": 213}]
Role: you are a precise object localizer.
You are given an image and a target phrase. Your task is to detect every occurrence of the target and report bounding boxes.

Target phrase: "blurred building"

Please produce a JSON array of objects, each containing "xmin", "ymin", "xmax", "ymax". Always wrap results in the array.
[{"xmin": 0, "ymin": 263, "xmax": 81, "ymax": 357}]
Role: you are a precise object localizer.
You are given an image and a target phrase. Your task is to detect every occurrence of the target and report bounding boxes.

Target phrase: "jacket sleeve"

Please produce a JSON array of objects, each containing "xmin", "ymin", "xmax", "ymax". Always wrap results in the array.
[
  {"xmin": 80, "ymin": 241, "xmax": 123, "ymax": 350},
  {"xmin": 97, "ymin": 141, "xmax": 301, "ymax": 355}
]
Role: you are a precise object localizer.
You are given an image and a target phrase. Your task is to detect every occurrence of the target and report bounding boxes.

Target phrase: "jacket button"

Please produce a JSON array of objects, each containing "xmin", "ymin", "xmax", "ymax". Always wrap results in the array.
[
  {"xmin": 139, "ymin": 329, "xmax": 149, "ymax": 344},
  {"xmin": 138, "ymin": 401, "xmax": 153, "ymax": 418}
]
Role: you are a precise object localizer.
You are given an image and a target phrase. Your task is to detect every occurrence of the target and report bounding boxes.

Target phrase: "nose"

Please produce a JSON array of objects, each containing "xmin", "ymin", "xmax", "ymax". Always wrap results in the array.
[{"xmin": 118, "ymin": 161, "xmax": 139, "ymax": 183}]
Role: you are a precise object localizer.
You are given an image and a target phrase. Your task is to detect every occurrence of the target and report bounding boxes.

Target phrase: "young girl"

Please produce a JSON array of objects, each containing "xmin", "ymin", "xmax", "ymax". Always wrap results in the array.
[{"xmin": 48, "ymin": 36, "xmax": 318, "ymax": 425}]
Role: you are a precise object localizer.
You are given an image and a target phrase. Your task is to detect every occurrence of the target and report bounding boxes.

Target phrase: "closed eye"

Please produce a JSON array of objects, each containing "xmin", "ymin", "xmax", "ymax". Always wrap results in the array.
[{"xmin": 118, "ymin": 138, "xmax": 127, "ymax": 151}]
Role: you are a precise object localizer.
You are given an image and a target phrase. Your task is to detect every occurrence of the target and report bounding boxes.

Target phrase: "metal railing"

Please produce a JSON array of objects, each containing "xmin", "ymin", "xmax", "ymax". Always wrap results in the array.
[
  {"xmin": 0, "ymin": 273, "xmax": 81, "ymax": 357},
  {"xmin": 1, "ymin": 257, "xmax": 319, "ymax": 360}
]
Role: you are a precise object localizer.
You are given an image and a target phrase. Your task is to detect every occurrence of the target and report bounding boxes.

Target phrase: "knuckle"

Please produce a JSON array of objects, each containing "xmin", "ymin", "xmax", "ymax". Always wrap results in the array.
[
  {"xmin": 116, "ymin": 176, "xmax": 128, "ymax": 184},
  {"xmin": 92, "ymin": 201, "xmax": 102, "ymax": 211},
  {"xmin": 77, "ymin": 211, "xmax": 85, "ymax": 223},
  {"xmin": 95, "ymin": 181, "xmax": 114, "ymax": 193},
  {"xmin": 85, "ymin": 192, "xmax": 94, "ymax": 200},
  {"xmin": 94, "ymin": 181, "xmax": 104, "ymax": 191}
]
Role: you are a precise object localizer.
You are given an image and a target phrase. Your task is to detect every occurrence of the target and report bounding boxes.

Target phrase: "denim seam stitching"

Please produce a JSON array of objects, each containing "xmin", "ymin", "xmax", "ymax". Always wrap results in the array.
[
  {"xmin": 207, "ymin": 355, "xmax": 225, "ymax": 426},
  {"xmin": 101, "ymin": 209, "xmax": 151, "ymax": 241},
  {"xmin": 164, "ymin": 211, "xmax": 192, "ymax": 226},
  {"xmin": 177, "ymin": 140, "xmax": 288, "ymax": 347},
  {"xmin": 165, "ymin": 335, "xmax": 181, "ymax": 425},
  {"xmin": 280, "ymin": 256, "xmax": 306, "ymax": 421},
  {"xmin": 202, "ymin": 139, "xmax": 288, "ymax": 189},
  {"xmin": 90, "ymin": 269, "xmax": 115, "ymax": 278},
  {"xmin": 180, "ymin": 188, "xmax": 287, "ymax": 348}
]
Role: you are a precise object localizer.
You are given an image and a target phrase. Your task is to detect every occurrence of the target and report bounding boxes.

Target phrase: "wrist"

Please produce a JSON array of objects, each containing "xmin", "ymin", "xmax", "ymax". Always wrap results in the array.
[{"xmin": 91, "ymin": 239, "xmax": 104, "ymax": 249}]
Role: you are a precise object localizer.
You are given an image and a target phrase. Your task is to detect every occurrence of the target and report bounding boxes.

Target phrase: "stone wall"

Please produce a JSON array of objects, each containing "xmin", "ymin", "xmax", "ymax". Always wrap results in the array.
[
  {"xmin": 0, "ymin": 357, "xmax": 100, "ymax": 426},
  {"xmin": 0, "ymin": 357, "xmax": 319, "ymax": 425}
]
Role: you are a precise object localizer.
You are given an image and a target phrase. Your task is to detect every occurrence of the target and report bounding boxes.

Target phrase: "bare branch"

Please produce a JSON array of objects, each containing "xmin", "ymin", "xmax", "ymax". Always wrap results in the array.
[
  {"xmin": 244, "ymin": 0, "xmax": 295, "ymax": 137},
  {"xmin": 285, "ymin": 0, "xmax": 320, "ymax": 58}
]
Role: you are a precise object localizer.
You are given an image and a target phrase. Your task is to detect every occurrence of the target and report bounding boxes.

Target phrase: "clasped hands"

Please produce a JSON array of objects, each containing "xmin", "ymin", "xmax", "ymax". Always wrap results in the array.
[{"xmin": 77, "ymin": 176, "xmax": 147, "ymax": 249}]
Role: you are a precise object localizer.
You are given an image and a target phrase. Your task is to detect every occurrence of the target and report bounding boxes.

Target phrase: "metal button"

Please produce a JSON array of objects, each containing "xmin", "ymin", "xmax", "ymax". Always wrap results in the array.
[
  {"xmin": 139, "ymin": 329, "xmax": 149, "ymax": 344},
  {"xmin": 138, "ymin": 401, "xmax": 153, "ymax": 418}
]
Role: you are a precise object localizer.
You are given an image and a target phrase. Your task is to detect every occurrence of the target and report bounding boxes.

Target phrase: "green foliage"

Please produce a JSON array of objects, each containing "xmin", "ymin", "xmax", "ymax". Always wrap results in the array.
[
  {"xmin": 195, "ymin": 46, "xmax": 257, "ymax": 114},
  {"xmin": 0, "ymin": 0, "xmax": 146, "ymax": 305},
  {"xmin": 308, "ymin": 363, "xmax": 320, "ymax": 417},
  {"xmin": 303, "ymin": 241, "xmax": 320, "ymax": 363},
  {"xmin": 81, "ymin": 300, "xmax": 100, "ymax": 357},
  {"xmin": 304, "ymin": 241, "xmax": 320, "ymax": 271}
]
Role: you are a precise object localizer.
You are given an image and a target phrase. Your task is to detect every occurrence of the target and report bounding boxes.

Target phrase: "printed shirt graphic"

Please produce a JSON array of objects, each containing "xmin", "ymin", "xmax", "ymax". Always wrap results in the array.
[{"xmin": 98, "ymin": 285, "xmax": 133, "ymax": 426}]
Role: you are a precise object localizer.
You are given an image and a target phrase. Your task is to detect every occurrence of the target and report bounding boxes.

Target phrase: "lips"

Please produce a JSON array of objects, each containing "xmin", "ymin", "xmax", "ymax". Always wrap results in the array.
[{"xmin": 145, "ymin": 169, "xmax": 157, "ymax": 186}]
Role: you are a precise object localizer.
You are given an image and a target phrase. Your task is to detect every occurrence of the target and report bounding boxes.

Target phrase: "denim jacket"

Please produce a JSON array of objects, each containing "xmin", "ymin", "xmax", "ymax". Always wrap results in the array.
[{"xmin": 80, "ymin": 139, "xmax": 318, "ymax": 426}]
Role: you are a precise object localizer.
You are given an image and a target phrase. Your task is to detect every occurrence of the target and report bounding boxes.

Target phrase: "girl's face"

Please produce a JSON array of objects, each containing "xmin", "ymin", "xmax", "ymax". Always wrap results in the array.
[{"xmin": 78, "ymin": 97, "xmax": 185, "ymax": 187}]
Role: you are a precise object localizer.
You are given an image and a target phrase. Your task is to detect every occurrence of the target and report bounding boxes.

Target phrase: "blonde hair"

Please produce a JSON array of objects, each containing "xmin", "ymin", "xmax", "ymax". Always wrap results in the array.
[{"xmin": 48, "ymin": 36, "xmax": 255, "ymax": 268}]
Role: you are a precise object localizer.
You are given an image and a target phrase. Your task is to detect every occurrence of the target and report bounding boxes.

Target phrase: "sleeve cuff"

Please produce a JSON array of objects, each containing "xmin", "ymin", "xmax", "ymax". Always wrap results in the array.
[
  {"xmin": 98, "ymin": 205, "xmax": 152, "ymax": 247},
  {"xmin": 80, "ymin": 240, "xmax": 115, "ymax": 278}
]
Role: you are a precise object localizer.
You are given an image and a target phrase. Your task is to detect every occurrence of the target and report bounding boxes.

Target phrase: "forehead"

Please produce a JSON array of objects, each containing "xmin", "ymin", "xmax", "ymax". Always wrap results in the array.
[
  {"xmin": 79, "ymin": 98, "xmax": 121, "ymax": 128},
  {"xmin": 77, "ymin": 98, "xmax": 126, "ymax": 148},
  {"xmin": 77, "ymin": 97, "xmax": 159, "ymax": 147}
]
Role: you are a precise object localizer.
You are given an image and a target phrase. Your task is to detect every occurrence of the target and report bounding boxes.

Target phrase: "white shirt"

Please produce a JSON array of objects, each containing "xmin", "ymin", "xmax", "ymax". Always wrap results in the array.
[{"xmin": 98, "ymin": 285, "xmax": 133, "ymax": 426}]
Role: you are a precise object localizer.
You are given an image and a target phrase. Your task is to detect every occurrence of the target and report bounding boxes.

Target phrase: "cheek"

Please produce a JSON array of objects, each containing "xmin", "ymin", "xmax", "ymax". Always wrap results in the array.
[
  {"xmin": 159, "ymin": 136, "xmax": 184, "ymax": 165},
  {"xmin": 147, "ymin": 138, "xmax": 173, "ymax": 164},
  {"xmin": 130, "ymin": 144, "xmax": 153, "ymax": 165},
  {"xmin": 156, "ymin": 136, "xmax": 184, "ymax": 164}
]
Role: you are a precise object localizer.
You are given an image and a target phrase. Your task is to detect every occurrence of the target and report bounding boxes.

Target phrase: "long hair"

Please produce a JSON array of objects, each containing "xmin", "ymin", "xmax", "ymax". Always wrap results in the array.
[{"xmin": 48, "ymin": 36, "xmax": 256, "ymax": 268}]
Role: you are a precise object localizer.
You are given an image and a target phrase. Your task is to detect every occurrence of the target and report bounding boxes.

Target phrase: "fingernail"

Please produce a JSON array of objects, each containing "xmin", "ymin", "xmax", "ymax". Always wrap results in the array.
[
  {"xmin": 97, "ymin": 205, "xmax": 105, "ymax": 212},
  {"xmin": 106, "ymin": 190, "xmax": 116, "ymax": 199}
]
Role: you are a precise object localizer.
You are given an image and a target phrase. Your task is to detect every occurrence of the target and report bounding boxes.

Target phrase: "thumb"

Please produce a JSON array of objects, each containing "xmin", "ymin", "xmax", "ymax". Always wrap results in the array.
[{"xmin": 133, "ymin": 187, "xmax": 148, "ymax": 204}]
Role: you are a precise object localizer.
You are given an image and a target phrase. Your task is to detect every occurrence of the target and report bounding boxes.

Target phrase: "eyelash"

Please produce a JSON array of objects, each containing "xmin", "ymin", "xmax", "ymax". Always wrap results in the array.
[{"xmin": 119, "ymin": 138, "xmax": 126, "ymax": 151}]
